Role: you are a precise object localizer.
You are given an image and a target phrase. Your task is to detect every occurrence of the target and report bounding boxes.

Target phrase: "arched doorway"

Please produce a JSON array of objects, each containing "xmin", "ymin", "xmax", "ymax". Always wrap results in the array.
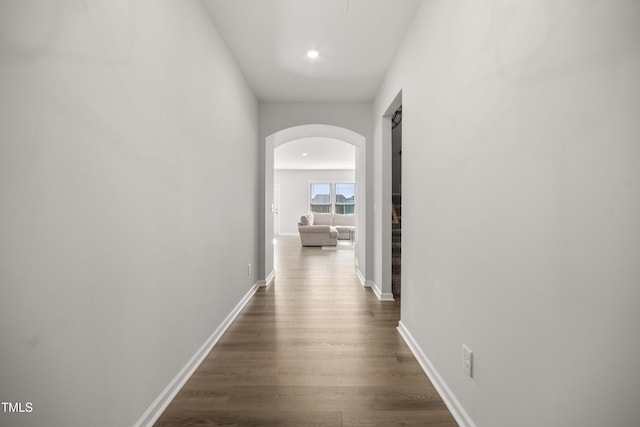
[{"xmin": 263, "ymin": 124, "xmax": 367, "ymax": 287}]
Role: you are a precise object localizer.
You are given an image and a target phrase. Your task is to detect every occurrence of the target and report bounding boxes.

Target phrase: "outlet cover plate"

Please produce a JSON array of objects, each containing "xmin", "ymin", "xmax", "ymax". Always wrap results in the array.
[{"xmin": 462, "ymin": 344, "xmax": 473, "ymax": 377}]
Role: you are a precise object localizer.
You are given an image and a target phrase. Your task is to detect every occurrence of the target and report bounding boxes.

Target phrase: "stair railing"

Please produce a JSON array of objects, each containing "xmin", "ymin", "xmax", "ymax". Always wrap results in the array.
[{"xmin": 392, "ymin": 203, "xmax": 400, "ymax": 225}]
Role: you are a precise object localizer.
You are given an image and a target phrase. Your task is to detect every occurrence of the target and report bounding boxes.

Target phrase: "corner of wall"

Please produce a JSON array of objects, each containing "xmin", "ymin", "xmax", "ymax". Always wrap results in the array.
[
  {"xmin": 397, "ymin": 322, "xmax": 476, "ymax": 427},
  {"xmin": 133, "ymin": 281, "xmax": 264, "ymax": 427},
  {"xmin": 260, "ymin": 270, "xmax": 276, "ymax": 287},
  {"xmin": 366, "ymin": 280, "xmax": 394, "ymax": 301}
]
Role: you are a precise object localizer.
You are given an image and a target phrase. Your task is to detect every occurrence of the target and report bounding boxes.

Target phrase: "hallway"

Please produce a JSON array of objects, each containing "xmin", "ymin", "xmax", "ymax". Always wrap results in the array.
[{"xmin": 155, "ymin": 236, "xmax": 456, "ymax": 426}]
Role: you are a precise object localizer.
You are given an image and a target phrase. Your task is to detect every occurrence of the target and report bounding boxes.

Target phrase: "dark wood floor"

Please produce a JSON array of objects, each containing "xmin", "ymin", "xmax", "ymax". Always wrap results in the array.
[{"xmin": 155, "ymin": 236, "xmax": 457, "ymax": 426}]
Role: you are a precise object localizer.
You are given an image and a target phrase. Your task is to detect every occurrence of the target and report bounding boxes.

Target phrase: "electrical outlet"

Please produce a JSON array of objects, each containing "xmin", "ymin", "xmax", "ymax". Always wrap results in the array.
[
  {"xmin": 462, "ymin": 344, "xmax": 473, "ymax": 377},
  {"xmin": 247, "ymin": 264, "xmax": 251, "ymax": 275}
]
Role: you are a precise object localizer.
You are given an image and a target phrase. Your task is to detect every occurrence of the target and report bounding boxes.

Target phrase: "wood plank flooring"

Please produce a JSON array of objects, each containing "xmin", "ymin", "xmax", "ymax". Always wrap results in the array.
[{"xmin": 155, "ymin": 236, "xmax": 457, "ymax": 426}]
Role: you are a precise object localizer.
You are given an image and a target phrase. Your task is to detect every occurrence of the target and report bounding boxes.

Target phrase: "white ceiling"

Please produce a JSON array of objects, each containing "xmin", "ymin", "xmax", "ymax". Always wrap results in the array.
[
  {"xmin": 202, "ymin": 0, "xmax": 420, "ymax": 101},
  {"xmin": 274, "ymin": 137, "xmax": 355, "ymax": 170}
]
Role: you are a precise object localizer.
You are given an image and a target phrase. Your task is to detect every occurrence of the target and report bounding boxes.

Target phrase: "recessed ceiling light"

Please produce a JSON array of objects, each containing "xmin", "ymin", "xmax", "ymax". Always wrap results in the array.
[
  {"xmin": 301, "ymin": 153, "xmax": 308, "ymax": 156},
  {"xmin": 306, "ymin": 49, "xmax": 319, "ymax": 59}
]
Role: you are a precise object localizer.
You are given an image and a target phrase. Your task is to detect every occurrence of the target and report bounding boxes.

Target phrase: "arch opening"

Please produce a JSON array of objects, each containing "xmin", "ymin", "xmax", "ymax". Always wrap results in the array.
[{"xmin": 263, "ymin": 124, "xmax": 367, "ymax": 286}]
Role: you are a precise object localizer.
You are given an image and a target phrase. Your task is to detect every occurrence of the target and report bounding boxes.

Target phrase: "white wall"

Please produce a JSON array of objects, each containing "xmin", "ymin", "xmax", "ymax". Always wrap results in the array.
[
  {"xmin": 259, "ymin": 102, "xmax": 372, "ymax": 281},
  {"xmin": 374, "ymin": 1, "xmax": 640, "ymax": 426},
  {"xmin": 0, "ymin": 2, "xmax": 258, "ymax": 426},
  {"xmin": 275, "ymin": 169, "xmax": 356, "ymax": 235}
]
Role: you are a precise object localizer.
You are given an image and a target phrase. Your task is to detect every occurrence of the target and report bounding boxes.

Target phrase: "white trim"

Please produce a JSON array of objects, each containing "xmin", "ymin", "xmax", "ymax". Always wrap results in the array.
[
  {"xmin": 133, "ymin": 281, "xmax": 263, "ymax": 427},
  {"xmin": 368, "ymin": 280, "xmax": 394, "ymax": 301},
  {"xmin": 356, "ymin": 269, "xmax": 366, "ymax": 286},
  {"xmin": 260, "ymin": 270, "xmax": 276, "ymax": 287},
  {"xmin": 276, "ymin": 232, "xmax": 298, "ymax": 237},
  {"xmin": 397, "ymin": 321, "xmax": 476, "ymax": 427},
  {"xmin": 266, "ymin": 270, "xmax": 276, "ymax": 286}
]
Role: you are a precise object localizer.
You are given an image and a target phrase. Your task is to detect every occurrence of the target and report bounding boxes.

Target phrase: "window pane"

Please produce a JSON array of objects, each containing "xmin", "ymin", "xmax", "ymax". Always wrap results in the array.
[
  {"xmin": 310, "ymin": 204, "xmax": 331, "ymax": 213},
  {"xmin": 335, "ymin": 183, "xmax": 355, "ymax": 214},
  {"xmin": 311, "ymin": 183, "xmax": 331, "ymax": 203},
  {"xmin": 310, "ymin": 183, "xmax": 331, "ymax": 213},
  {"xmin": 335, "ymin": 183, "xmax": 355, "ymax": 205},
  {"xmin": 336, "ymin": 205, "xmax": 355, "ymax": 214}
]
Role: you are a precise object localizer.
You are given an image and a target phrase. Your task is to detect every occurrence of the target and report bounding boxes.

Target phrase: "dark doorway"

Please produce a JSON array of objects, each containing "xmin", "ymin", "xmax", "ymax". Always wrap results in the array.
[{"xmin": 391, "ymin": 106, "xmax": 402, "ymax": 297}]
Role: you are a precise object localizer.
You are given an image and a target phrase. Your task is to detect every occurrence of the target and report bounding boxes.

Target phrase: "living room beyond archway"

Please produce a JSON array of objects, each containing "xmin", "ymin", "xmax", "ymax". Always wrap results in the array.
[
  {"xmin": 263, "ymin": 124, "xmax": 367, "ymax": 287},
  {"xmin": 273, "ymin": 137, "xmax": 355, "ymax": 244}
]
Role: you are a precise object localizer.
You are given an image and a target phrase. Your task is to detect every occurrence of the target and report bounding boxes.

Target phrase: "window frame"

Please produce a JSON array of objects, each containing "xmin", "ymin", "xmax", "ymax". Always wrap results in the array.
[
  {"xmin": 309, "ymin": 182, "xmax": 332, "ymax": 213},
  {"xmin": 334, "ymin": 182, "xmax": 356, "ymax": 215},
  {"xmin": 308, "ymin": 182, "xmax": 356, "ymax": 214}
]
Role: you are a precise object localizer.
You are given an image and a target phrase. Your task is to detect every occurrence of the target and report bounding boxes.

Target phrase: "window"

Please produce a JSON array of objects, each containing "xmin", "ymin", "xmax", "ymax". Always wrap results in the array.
[
  {"xmin": 310, "ymin": 183, "xmax": 332, "ymax": 213},
  {"xmin": 335, "ymin": 183, "xmax": 355, "ymax": 214},
  {"xmin": 309, "ymin": 182, "xmax": 356, "ymax": 214}
]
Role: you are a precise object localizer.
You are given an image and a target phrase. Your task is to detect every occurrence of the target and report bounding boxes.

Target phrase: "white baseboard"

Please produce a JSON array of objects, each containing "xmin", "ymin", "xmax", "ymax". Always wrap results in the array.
[
  {"xmin": 133, "ymin": 281, "xmax": 263, "ymax": 427},
  {"xmin": 350, "ymin": 267, "xmax": 398, "ymax": 302},
  {"xmin": 397, "ymin": 321, "xmax": 476, "ymax": 427},
  {"xmin": 368, "ymin": 280, "xmax": 394, "ymax": 301},
  {"xmin": 259, "ymin": 270, "xmax": 275, "ymax": 287}
]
